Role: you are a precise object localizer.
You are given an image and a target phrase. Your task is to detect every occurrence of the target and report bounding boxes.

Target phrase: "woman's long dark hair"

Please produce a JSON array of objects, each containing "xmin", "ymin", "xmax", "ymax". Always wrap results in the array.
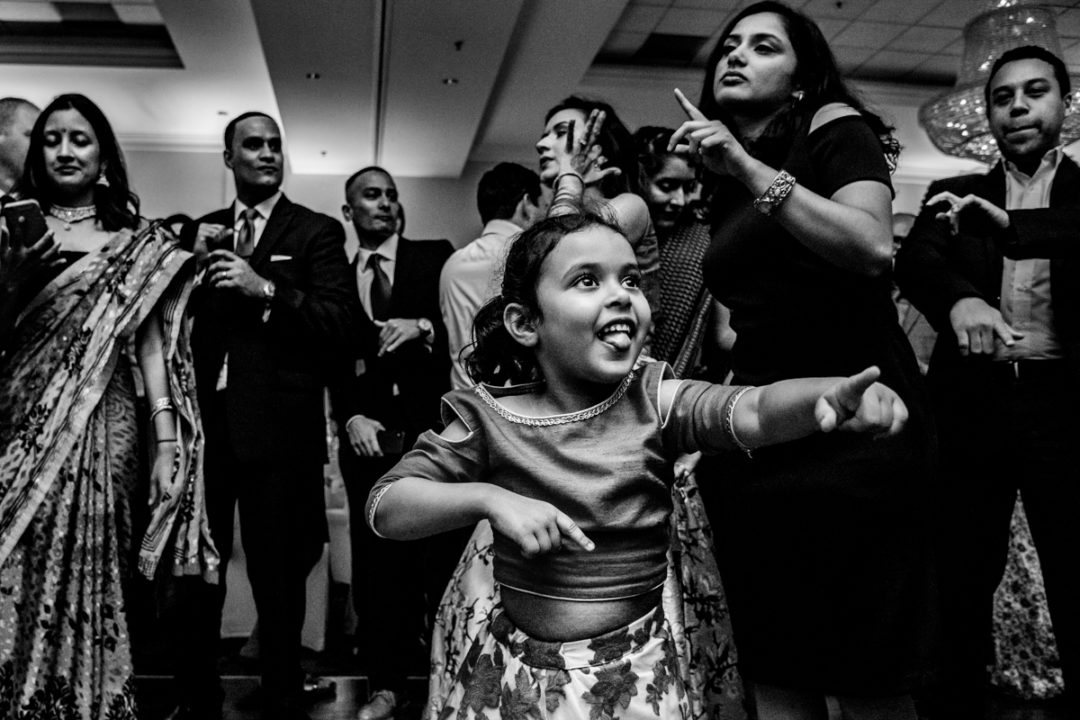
[
  {"xmin": 466, "ymin": 213, "xmax": 623, "ymax": 386},
  {"xmin": 19, "ymin": 93, "xmax": 140, "ymax": 231},
  {"xmin": 699, "ymin": 1, "xmax": 899, "ymax": 168},
  {"xmin": 545, "ymin": 97, "xmax": 641, "ymax": 199}
]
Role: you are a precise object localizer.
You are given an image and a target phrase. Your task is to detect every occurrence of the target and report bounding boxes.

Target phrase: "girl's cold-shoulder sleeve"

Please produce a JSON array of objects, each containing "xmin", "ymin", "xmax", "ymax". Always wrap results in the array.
[
  {"xmin": 660, "ymin": 377, "xmax": 741, "ymax": 455},
  {"xmin": 364, "ymin": 391, "xmax": 489, "ymax": 531}
]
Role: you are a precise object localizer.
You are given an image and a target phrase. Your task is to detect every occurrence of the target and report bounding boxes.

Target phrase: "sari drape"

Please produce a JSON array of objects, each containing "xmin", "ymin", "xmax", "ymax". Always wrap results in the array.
[{"xmin": 0, "ymin": 221, "xmax": 217, "ymax": 718}]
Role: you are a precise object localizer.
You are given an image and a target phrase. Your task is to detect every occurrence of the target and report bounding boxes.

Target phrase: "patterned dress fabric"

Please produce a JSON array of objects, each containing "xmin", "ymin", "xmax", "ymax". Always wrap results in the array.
[
  {"xmin": 440, "ymin": 605, "xmax": 689, "ymax": 720},
  {"xmin": 990, "ymin": 496, "xmax": 1064, "ymax": 699},
  {"xmin": 651, "ymin": 220, "xmax": 714, "ymax": 379},
  {"xmin": 0, "ymin": 222, "xmax": 216, "ymax": 719}
]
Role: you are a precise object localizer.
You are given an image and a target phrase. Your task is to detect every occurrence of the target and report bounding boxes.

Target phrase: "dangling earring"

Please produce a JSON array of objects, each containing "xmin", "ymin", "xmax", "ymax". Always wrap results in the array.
[
  {"xmin": 792, "ymin": 90, "xmax": 805, "ymax": 104},
  {"xmin": 96, "ymin": 165, "xmax": 110, "ymax": 187}
]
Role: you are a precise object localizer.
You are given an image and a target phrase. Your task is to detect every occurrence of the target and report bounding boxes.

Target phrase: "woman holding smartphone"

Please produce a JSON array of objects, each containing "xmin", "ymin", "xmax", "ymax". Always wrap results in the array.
[{"xmin": 0, "ymin": 94, "xmax": 215, "ymax": 716}]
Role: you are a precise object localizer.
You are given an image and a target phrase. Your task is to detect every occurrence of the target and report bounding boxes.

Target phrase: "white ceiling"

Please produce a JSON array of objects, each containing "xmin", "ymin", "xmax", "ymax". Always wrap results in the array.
[{"xmin": 2, "ymin": 0, "xmax": 1080, "ymax": 178}]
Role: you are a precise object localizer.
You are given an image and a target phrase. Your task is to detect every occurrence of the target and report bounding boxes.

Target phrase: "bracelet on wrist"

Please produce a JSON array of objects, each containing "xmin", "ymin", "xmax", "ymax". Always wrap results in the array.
[
  {"xmin": 149, "ymin": 397, "xmax": 175, "ymax": 422},
  {"xmin": 553, "ymin": 171, "xmax": 584, "ymax": 187},
  {"xmin": 753, "ymin": 169, "xmax": 797, "ymax": 217},
  {"xmin": 156, "ymin": 438, "xmax": 178, "ymax": 443},
  {"xmin": 721, "ymin": 386, "xmax": 755, "ymax": 457}
]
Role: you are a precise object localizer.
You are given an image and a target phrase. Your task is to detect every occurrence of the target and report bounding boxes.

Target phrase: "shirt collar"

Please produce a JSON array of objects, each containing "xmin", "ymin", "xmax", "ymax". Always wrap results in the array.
[
  {"xmin": 481, "ymin": 218, "xmax": 523, "ymax": 238},
  {"xmin": 357, "ymin": 233, "xmax": 399, "ymax": 267},
  {"xmin": 234, "ymin": 190, "xmax": 282, "ymax": 224},
  {"xmin": 1003, "ymin": 145, "xmax": 1063, "ymax": 182}
]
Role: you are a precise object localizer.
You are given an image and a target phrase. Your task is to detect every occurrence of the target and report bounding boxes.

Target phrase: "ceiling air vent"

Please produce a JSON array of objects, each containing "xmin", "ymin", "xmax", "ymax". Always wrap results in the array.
[{"xmin": 0, "ymin": 1, "xmax": 181, "ymax": 68}]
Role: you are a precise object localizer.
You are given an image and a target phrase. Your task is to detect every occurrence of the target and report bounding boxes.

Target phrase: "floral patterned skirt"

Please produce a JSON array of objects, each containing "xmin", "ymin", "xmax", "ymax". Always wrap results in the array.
[
  {"xmin": 428, "ymin": 475, "xmax": 746, "ymax": 720},
  {"xmin": 990, "ymin": 496, "xmax": 1064, "ymax": 699},
  {"xmin": 440, "ymin": 604, "xmax": 690, "ymax": 720}
]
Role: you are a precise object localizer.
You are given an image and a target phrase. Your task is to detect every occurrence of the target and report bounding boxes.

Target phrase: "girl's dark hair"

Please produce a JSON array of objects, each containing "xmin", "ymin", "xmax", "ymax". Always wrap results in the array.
[
  {"xmin": 699, "ymin": 1, "xmax": 899, "ymax": 168},
  {"xmin": 545, "ymin": 96, "xmax": 641, "ymax": 198},
  {"xmin": 466, "ymin": 212, "xmax": 623, "ymax": 386},
  {"xmin": 19, "ymin": 93, "xmax": 140, "ymax": 231}
]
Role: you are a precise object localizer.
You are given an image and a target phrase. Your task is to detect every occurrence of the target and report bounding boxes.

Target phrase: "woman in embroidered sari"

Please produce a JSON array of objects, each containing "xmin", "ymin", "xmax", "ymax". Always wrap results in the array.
[{"xmin": 0, "ymin": 93, "xmax": 215, "ymax": 718}]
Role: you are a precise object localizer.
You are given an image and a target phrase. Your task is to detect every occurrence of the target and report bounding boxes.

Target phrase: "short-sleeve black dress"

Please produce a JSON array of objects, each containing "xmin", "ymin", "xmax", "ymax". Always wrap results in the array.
[{"xmin": 697, "ymin": 112, "xmax": 939, "ymax": 696}]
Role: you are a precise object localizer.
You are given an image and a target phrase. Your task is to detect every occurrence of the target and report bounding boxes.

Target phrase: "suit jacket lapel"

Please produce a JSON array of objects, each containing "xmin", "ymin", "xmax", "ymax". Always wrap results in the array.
[
  {"xmin": 983, "ymin": 162, "xmax": 1006, "ymax": 209},
  {"xmin": 1050, "ymin": 154, "xmax": 1080, "ymax": 205},
  {"xmin": 249, "ymin": 195, "xmax": 294, "ymax": 268},
  {"xmin": 1048, "ymin": 156, "xmax": 1079, "ymax": 306}
]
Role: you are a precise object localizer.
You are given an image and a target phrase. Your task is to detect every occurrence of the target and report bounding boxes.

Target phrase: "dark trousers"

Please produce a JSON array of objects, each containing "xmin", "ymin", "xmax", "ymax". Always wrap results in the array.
[
  {"xmin": 931, "ymin": 360, "xmax": 1079, "ymax": 712},
  {"xmin": 340, "ymin": 444, "xmax": 467, "ymax": 695},
  {"xmin": 174, "ymin": 393, "xmax": 325, "ymax": 715}
]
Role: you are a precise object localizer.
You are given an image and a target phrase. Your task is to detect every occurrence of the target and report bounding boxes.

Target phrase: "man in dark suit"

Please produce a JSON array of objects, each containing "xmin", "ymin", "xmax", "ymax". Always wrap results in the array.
[
  {"xmin": 896, "ymin": 46, "xmax": 1079, "ymax": 716},
  {"xmin": 329, "ymin": 166, "xmax": 452, "ymax": 720},
  {"xmin": 174, "ymin": 111, "xmax": 355, "ymax": 720}
]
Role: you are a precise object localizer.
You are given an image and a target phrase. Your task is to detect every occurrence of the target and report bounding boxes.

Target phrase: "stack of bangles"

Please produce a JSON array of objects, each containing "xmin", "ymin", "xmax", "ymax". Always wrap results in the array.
[
  {"xmin": 551, "ymin": 171, "xmax": 585, "ymax": 212},
  {"xmin": 150, "ymin": 397, "xmax": 177, "ymax": 443}
]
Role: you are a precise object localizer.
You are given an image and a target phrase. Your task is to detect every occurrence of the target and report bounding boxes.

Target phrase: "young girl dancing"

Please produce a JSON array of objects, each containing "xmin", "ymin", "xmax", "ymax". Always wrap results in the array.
[{"xmin": 366, "ymin": 212, "xmax": 906, "ymax": 720}]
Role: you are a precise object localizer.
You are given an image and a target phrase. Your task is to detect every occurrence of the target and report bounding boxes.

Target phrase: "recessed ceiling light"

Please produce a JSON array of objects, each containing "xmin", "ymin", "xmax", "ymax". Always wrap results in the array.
[
  {"xmin": 442, "ymin": 77, "xmax": 459, "ymax": 85},
  {"xmin": 217, "ymin": 110, "xmax": 228, "ymax": 116},
  {"xmin": 306, "ymin": 72, "xmax": 321, "ymax": 80}
]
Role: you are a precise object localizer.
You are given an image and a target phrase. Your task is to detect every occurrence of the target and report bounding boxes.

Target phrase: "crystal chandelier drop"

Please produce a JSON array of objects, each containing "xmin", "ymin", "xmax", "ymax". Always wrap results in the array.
[{"xmin": 918, "ymin": 0, "xmax": 1080, "ymax": 165}]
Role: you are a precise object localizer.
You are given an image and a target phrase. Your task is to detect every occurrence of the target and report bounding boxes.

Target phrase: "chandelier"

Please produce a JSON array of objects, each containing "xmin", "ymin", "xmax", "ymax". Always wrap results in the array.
[{"xmin": 918, "ymin": 0, "xmax": 1080, "ymax": 165}]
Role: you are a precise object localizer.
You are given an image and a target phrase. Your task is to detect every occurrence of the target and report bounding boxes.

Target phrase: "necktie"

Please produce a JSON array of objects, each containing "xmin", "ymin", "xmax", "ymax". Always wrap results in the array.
[
  {"xmin": 235, "ymin": 207, "xmax": 259, "ymax": 258},
  {"xmin": 367, "ymin": 252, "xmax": 391, "ymax": 320}
]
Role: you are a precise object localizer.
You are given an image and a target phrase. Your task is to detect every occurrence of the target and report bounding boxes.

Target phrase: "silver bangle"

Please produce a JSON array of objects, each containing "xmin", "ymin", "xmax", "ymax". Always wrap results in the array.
[
  {"xmin": 722, "ymin": 385, "xmax": 755, "ymax": 457},
  {"xmin": 367, "ymin": 483, "xmax": 394, "ymax": 538},
  {"xmin": 553, "ymin": 171, "xmax": 584, "ymax": 186},
  {"xmin": 753, "ymin": 169, "xmax": 796, "ymax": 217},
  {"xmin": 149, "ymin": 397, "xmax": 175, "ymax": 422}
]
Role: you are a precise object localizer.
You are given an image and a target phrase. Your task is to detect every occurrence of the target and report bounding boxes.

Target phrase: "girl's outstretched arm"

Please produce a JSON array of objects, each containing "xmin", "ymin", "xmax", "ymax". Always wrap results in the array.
[{"xmin": 733, "ymin": 366, "xmax": 907, "ymax": 450}]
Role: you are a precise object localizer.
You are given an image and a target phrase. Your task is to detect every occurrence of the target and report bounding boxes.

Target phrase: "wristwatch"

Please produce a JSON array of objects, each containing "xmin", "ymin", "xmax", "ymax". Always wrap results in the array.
[
  {"xmin": 417, "ymin": 317, "xmax": 433, "ymax": 338},
  {"xmin": 261, "ymin": 280, "xmax": 276, "ymax": 301}
]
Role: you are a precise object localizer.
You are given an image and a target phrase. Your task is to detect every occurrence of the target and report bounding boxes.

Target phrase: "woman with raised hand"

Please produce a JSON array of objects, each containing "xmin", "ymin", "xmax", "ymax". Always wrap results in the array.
[
  {"xmin": 671, "ymin": 3, "xmax": 936, "ymax": 718},
  {"xmin": 0, "ymin": 93, "xmax": 215, "ymax": 717}
]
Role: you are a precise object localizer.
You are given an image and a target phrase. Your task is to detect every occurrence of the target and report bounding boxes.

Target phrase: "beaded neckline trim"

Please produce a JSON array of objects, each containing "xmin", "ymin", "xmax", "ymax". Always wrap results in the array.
[{"xmin": 473, "ymin": 371, "xmax": 635, "ymax": 427}]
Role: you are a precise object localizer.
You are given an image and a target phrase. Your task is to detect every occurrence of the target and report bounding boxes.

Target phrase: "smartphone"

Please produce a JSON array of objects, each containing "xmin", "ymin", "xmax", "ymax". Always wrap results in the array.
[
  {"xmin": 377, "ymin": 429, "xmax": 405, "ymax": 455},
  {"xmin": 2, "ymin": 199, "xmax": 49, "ymax": 248}
]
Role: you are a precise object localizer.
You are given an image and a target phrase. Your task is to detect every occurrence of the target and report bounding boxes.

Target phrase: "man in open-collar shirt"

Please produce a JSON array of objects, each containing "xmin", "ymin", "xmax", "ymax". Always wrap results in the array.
[{"xmin": 896, "ymin": 45, "xmax": 1079, "ymax": 716}]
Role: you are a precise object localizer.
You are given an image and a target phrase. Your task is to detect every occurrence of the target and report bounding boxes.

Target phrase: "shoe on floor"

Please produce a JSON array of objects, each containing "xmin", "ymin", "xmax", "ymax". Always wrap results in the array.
[
  {"xmin": 356, "ymin": 689, "xmax": 398, "ymax": 720},
  {"xmin": 303, "ymin": 674, "xmax": 337, "ymax": 702},
  {"xmin": 165, "ymin": 704, "xmax": 222, "ymax": 720}
]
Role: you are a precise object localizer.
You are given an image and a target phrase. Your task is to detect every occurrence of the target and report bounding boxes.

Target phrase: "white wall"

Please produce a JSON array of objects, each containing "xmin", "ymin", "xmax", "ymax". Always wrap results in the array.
[
  {"xmin": 125, "ymin": 147, "xmax": 230, "ymax": 222},
  {"xmin": 285, "ymin": 161, "xmax": 494, "ymax": 253},
  {"xmin": 124, "ymin": 147, "xmax": 494, "ymax": 251}
]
